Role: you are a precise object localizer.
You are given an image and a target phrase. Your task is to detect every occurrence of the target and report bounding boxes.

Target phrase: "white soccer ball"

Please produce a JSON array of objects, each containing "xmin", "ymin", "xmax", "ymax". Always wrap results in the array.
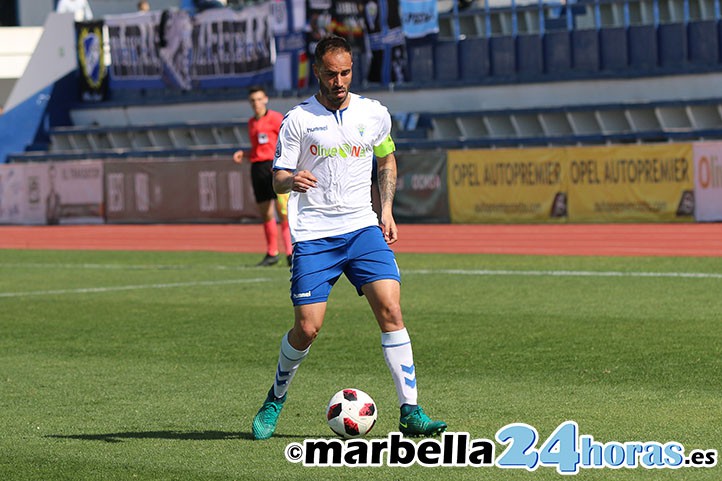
[{"xmin": 326, "ymin": 388, "xmax": 378, "ymax": 438}]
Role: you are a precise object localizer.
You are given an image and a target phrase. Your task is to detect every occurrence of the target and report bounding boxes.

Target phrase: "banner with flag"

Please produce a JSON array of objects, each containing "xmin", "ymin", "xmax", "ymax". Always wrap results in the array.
[
  {"xmin": 365, "ymin": 0, "xmax": 408, "ymax": 84},
  {"xmin": 272, "ymin": 0, "xmax": 309, "ymax": 91},
  {"xmin": 399, "ymin": 0, "xmax": 439, "ymax": 39},
  {"xmin": 76, "ymin": 20, "xmax": 109, "ymax": 102}
]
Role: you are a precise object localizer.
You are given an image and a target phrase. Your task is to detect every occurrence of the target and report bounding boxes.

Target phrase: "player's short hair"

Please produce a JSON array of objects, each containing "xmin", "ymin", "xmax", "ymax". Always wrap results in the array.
[
  {"xmin": 248, "ymin": 85, "xmax": 267, "ymax": 97},
  {"xmin": 314, "ymin": 35, "xmax": 351, "ymax": 60}
]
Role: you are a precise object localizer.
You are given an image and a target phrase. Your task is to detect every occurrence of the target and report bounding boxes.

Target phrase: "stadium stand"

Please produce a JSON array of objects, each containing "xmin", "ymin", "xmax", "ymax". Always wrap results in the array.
[{"xmin": 4, "ymin": 0, "xmax": 722, "ymax": 163}]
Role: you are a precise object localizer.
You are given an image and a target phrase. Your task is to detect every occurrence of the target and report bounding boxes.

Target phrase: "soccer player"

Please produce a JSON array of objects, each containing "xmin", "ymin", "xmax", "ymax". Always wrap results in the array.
[
  {"xmin": 251, "ymin": 35, "xmax": 447, "ymax": 440},
  {"xmin": 233, "ymin": 87, "xmax": 293, "ymax": 266}
]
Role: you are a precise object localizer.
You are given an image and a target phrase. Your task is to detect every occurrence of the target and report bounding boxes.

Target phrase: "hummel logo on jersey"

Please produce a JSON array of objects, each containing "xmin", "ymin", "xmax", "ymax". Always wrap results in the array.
[
  {"xmin": 292, "ymin": 291, "xmax": 312, "ymax": 299},
  {"xmin": 306, "ymin": 126, "xmax": 328, "ymax": 132}
]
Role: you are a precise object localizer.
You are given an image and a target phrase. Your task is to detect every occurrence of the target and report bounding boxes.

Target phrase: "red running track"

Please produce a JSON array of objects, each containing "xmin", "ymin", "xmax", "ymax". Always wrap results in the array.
[{"xmin": 1, "ymin": 223, "xmax": 721, "ymax": 257}]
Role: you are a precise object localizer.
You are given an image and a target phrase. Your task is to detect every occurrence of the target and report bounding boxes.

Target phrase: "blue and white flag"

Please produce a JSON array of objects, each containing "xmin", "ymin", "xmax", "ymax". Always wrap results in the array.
[{"xmin": 399, "ymin": 0, "xmax": 438, "ymax": 39}]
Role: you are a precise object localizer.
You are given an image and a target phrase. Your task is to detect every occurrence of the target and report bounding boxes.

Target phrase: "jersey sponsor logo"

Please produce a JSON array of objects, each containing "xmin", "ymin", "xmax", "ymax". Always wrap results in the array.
[{"xmin": 309, "ymin": 143, "xmax": 368, "ymax": 159}]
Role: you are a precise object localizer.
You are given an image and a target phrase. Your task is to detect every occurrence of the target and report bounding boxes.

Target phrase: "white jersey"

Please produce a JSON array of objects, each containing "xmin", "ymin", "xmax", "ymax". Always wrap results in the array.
[{"xmin": 273, "ymin": 93, "xmax": 393, "ymax": 243}]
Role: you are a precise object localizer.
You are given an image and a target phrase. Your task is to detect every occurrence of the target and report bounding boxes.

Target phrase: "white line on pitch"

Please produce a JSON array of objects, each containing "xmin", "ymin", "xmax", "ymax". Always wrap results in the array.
[
  {"xmin": 0, "ymin": 278, "xmax": 272, "ymax": 298},
  {"xmin": 404, "ymin": 269, "xmax": 722, "ymax": 279},
  {"xmin": 0, "ymin": 263, "xmax": 264, "ymax": 271},
  {"xmin": 2, "ymin": 262, "xmax": 719, "ymax": 280}
]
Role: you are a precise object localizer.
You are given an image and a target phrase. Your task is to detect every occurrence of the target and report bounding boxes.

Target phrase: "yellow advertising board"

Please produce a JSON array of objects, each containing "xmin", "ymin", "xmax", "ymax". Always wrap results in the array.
[
  {"xmin": 566, "ymin": 144, "xmax": 694, "ymax": 222},
  {"xmin": 448, "ymin": 148, "xmax": 567, "ymax": 223},
  {"xmin": 448, "ymin": 143, "xmax": 695, "ymax": 223}
]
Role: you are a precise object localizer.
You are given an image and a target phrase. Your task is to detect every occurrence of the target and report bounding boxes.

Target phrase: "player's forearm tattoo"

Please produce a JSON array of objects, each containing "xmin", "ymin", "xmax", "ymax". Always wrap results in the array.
[{"xmin": 378, "ymin": 165, "xmax": 396, "ymax": 209}]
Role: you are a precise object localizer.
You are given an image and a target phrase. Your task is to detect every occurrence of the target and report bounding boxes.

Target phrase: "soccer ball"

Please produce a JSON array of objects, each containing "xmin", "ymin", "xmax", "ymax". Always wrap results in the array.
[{"xmin": 326, "ymin": 388, "xmax": 378, "ymax": 438}]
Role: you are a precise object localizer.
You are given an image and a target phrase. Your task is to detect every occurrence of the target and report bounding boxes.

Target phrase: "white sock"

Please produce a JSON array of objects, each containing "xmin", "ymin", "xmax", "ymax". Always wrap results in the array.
[
  {"xmin": 272, "ymin": 332, "xmax": 309, "ymax": 399},
  {"xmin": 381, "ymin": 327, "xmax": 418, "ymax": 406}
]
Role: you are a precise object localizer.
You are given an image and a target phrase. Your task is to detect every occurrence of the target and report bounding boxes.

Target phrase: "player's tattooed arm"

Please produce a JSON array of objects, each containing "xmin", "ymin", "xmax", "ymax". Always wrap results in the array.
[
  {"xmin": 377, "ymin": 153, "xmax": 397, "ymax": 210},
  {"xmin": 376, "ymin": 152, "xmax": 398, "ymax": 244}
]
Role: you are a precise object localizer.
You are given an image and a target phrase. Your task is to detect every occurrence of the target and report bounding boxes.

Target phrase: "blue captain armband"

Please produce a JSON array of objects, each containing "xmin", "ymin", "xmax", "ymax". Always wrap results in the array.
[{"xmin": 373, "ymin": 135, "xmax": 396, "ymax": 157}]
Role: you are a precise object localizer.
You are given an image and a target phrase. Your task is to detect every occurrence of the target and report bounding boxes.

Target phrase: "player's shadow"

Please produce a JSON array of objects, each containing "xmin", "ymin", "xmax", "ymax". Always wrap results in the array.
[{"xmin": 47, "ymin": 430, "xmax": 307, "ymax": 443}]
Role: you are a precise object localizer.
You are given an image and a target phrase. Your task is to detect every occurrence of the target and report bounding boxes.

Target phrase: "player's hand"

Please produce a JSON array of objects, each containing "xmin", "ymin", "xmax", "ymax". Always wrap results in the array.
[
  {"xmin": 292, "ymin": 170, "xmax": 317, "ymax": 193},
  {"xmin": 380, "ymin": 213, "xmax": 398, "ymax": 245},
  {"xmin": 233, "ymin": 150, "xmax": 244, "ymax": 164}
]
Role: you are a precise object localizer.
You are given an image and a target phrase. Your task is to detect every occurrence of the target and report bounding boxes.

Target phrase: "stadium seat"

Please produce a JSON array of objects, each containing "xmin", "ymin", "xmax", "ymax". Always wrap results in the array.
[
  {"xmin": 407, "ymin": 42, "xmax": 435, "ymax": 84},
  {"xmin": 516, "ymin": 34, "xmax": 544, "ymax": 77},
  {"xmin": 599, "ymin": 27, "xmax": 628, "ymax": 71},
  {"xmin": 458, "ymin": 36, "xmax": 490, "ymax": 81},
  {"xmin": 48, "ymin": 122, "xmax": 246, "ymax": 154},
  {"xmin": 543, "ymin": 30, "xmax": 572, "ymax": 75},
  {"xmin": 687, "ymin": 20, "xmax": 719, "ymax": 66},
  {"xmin": 658, "ymin": 23, "xmax": 687, "ymax": 69},
  {"xmin": 572, "ymin": 29, "xmax": 600, "ymax": 72},
  {"xmin": 489, "ymin": 36, "xmax": 516, "ymax": 77},
  {"xmin": 628, "ymin": 25, "xmax": 658, "ymax": 71},
  {"xmin": 434, "ymin": 39, "xmax": 460, "ymax": 82}
]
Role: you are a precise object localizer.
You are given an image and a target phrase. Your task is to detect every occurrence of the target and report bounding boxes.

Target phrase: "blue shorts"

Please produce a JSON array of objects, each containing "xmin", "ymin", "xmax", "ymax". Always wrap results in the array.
[{"xmin": 289, "ymin": 226, "xmax": 401, "ymax": 306}]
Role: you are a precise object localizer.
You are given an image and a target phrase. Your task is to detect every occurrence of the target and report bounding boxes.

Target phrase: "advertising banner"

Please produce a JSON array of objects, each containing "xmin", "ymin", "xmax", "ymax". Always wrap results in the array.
[
  {"xmin": 192, "ymin": 5, "xmax": 274, "ymax": 88},
  {"xmin": 0, "ymin": 161, "xmax": 104, "ymax": 225},
  {"xmin": 566, "ymin": 144, "xmax": 694, "ymax": 222},
  {"xmin": 394, "ymin": 150, "xmax": 449, "ymax": 223},
  {"xmin": 0, "ymin": 164, "xmax": 28, "ymax": 224},
  {"xmin": 692, "ymin": 141, "xmax": 722, "ymax": 221},
  {"xmin": 447, "ymin": 148, "xmax": 566, "ymax": 223},
  {"xmin": 105, "ymin": 5, "xmax": 273, "ymax": 91},
  {"xmin": 105, "ymin": 11, "xmax": 165, "ymax": 89},
  {"xmin": 104, "ymin": 158, "xmax": 259, "ymax": 223}
]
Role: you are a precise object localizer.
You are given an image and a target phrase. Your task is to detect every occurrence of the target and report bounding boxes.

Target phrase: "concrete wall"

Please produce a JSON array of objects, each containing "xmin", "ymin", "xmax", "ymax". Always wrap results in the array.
[{"xmin": 0, "ymin": 27, "xmax": 43, "ymax": 109}]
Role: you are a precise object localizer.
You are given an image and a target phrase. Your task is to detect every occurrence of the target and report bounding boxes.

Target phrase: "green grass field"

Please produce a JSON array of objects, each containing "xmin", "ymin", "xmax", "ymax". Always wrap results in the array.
[{"xmin": 0, "ymin": 249, "xmax": 720, "ymax": 480}]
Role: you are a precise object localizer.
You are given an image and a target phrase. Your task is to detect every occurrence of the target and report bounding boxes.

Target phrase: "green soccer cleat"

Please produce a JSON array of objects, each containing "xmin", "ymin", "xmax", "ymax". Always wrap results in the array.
[
  {"xmin": 399, "ymin": 404, "xmax": 447, "ymax": 437},
  {"xmin": 252, "ymin": 388, "xmax": 286, "ymax": 440}
]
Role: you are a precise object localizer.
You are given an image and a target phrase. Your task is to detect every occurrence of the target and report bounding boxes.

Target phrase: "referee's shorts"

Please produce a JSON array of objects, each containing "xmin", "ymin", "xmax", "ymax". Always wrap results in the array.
[{"xmin": 250, "ymin": 160, "xmax": 276, "ymax": 203}]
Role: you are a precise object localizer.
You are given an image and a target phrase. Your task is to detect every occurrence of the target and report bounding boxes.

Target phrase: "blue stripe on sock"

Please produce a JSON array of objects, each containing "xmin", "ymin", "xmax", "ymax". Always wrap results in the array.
[{"xmin": 401, "ymin": 364, "xmax": 415, "ymax": 374}]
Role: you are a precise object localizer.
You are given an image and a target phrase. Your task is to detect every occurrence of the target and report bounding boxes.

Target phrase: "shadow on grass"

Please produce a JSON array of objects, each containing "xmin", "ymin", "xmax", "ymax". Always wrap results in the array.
[{"xmin": 47, "ymin": 430, "xmax": 309, "ymax": 443}]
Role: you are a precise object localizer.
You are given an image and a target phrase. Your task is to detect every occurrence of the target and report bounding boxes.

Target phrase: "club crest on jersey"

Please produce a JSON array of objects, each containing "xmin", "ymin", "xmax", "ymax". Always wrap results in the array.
[{"xmin": 357, "ymin": 124, "xmax": 366, "ymax": 137}]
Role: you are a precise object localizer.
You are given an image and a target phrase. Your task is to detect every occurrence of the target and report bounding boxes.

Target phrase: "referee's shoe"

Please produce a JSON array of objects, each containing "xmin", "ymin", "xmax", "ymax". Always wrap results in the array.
[{"xmin": 257, "ymin": 254, "xmax": 279, "ymax": 266}]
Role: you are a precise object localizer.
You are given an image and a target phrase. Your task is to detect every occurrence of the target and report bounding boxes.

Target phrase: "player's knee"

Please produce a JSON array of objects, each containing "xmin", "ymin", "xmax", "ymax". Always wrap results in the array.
[
  {"xmin": 290, "ymin": 324, "xmax": 319, "ymax": 349},
  {"xmin": 377, "ymin": 302, "xmax": 403, "ymax": 326}
]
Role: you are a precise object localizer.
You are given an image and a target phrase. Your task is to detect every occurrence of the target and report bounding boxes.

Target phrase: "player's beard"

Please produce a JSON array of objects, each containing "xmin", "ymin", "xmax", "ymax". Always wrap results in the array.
[{"xmin": 319, "ymin": 83, "xmax": 348, "ymax": 109}]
